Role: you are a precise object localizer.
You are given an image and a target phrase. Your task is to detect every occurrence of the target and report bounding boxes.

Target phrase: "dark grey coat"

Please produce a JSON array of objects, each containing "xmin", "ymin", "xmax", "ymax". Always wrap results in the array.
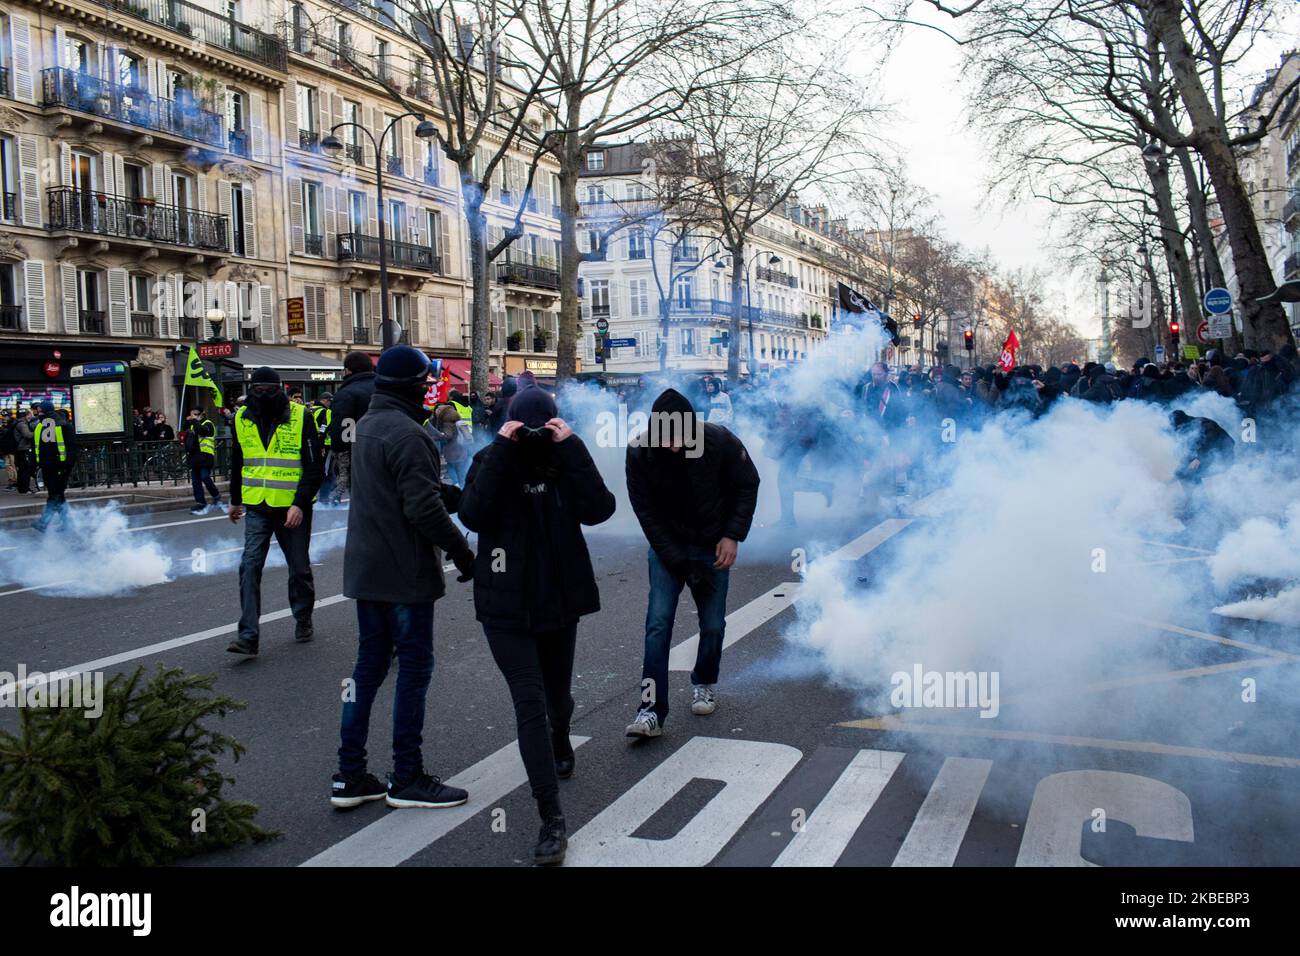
[{"xmin": 343, "ymin": 391, "xmax": 472, "ymax": 604}]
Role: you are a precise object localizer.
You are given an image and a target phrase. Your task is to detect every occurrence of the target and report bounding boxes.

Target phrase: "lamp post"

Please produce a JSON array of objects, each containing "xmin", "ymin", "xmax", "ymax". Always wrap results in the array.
[
  {"xmin": 322, "ymin": 113, "xmax": 439, "ymax": 350},
  {"xmin": 715, "ymin": 251, "xmax": 782, "ymax": 377}
]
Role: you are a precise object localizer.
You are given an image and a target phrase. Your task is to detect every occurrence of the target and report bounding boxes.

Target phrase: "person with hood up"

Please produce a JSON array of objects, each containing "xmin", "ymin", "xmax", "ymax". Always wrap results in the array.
[
  {"xmin": 32, "ymin": 401, "xmax": 76, "ymax": 532},
  {"xmin": 332, "ymin": 346, "xmax": 476, "ymax": 812},
  {"xmin": 458, "ymin": 385, "xmax": 616, "ymax": 865},
  {"xmin": 328, "ymin": 351, "xmax": 377, "ymax": 503},
  {"xmin": 624, "ymin": 388, "xmax": 760, "ymax": 738},
  {"xmin": 227, "ymin": 368, "xmax": 323, "ymax": 654}
]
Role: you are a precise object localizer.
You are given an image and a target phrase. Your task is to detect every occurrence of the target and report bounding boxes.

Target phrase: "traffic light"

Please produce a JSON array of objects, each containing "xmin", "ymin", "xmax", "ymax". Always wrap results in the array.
[
  {"xmin": 1169, "ymin": 320, "xmax": 1180, "ymax": 345},
  {"xmin": 913, "ymin": 314, "xmax": 923, "ymax": 329},
  {"xmin": 720, "ymin": 331, "xmax": 730, "ymax": 348},
  {"xmin": 963, "ymin": 328, "xmax": 974, "ymax": 350}
]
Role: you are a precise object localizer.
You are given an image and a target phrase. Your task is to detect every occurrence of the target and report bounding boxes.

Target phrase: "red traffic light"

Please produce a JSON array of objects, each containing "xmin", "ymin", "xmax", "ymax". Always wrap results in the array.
[{"xmin": 1169, "ymin": 321, "xmax": 1180, "ymax": 334}]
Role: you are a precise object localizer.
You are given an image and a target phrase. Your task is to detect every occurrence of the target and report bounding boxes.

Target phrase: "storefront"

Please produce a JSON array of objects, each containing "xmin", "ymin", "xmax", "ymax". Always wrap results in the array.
[
  {"xmin": 173, "ymin": 344, "xmax": 346, "ymax": 407},
  {"xmin": 0, "ymin": 341, "xmax": 140, "ymax": 419},
  {"xmin": 502, "ymin": 355, "xmax": 579, "ymax": 386}
]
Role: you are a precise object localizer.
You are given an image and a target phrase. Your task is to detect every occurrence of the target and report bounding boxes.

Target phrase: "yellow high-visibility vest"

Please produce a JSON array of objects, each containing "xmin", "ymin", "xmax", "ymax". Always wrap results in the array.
[
  {"xmin": 198, "ymin": 422, "xmax": 216, "ymax": 457},
  {"xmin": 235, "ymin": 404, "xmax": 304, "ymax": 508},
  {"xmin": 33, "ymin": 421, "xmax": 67, "ymax": 463},
  {"xmin": 450, "ymin": 400, "xmax": 472, "ymax": 435},
  {"xmin": 314, "ymin": 405, "xmax": 332, "ymax": 447}
]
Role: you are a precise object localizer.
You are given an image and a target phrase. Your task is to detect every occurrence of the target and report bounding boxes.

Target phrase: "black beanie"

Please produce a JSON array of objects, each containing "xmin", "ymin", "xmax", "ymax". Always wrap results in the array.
[
  {"xmin": 651, "ymin": 387, "xmax": 695, "ymax": 417},
  {"xmin": 507, "ymin": 385, "xmax": 557, "ymax": 428},
  {"xmin": 250, "ymin": 366, "xmax": 281, "ymax": 386}
]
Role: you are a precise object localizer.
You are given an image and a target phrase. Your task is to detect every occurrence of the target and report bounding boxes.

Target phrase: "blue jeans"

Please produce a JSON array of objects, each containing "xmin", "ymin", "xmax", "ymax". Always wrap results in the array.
[
  {"xmin": 338, "ymin": 600, "xmax": 436, "ymax": 782},
  {"xmin": 32, "ymin": 471, "xmax": 69, "ymax": 531},
  {"xmin": 641, "ymin": 545, "xmax": 730, "ymax": 724},
  {"xmin": 191, "ymin": 464, "xmax": 220, "ymax": 505},
  {"xmin": 444, "ymin": 456, "xmax": 468, "ymax": 487}
]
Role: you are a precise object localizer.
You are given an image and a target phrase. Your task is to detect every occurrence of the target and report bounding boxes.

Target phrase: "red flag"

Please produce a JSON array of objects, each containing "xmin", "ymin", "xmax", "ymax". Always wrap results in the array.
[{"xmin": 996, "ymin": 329, "xmax": 1020, "ymax": 372}]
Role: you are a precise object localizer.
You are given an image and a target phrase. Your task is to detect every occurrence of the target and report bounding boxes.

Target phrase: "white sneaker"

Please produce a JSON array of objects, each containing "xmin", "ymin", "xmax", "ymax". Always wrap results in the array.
[
  {"xmin": 691, "ymin": 684, "xmax": 717, "ymax": 716},
  {"xmin": 624, "ymin": 709, "xmax": 662, "ymax": 738}
]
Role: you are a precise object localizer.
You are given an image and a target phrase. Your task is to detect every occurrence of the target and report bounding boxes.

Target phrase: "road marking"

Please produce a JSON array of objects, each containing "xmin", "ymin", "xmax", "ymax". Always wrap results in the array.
[
  {"xmin": 1000, "ymin": 656, "xmax": 1289, "ymax": 705},
  {"xmin": 1119, "ymin": 555, "xmax": 1210, "ymax": 567},
  {"xmin": 1016, "ymin": 770, "xmax": 1193, "ymax": 867},
  {"xmin": 892, "ymin": 757, "xmax": 992, "ymax": 867},
  {"xmin": 774, "ymin": 748, "xmax": 903, "ymax": 867},
  {"xmin": 838, "ymin": 716, "xmax": 1300, "ymax": 768},
  {"xmin": 1122, "ymin": 538, "xmax": 1215, "ymax": 554},
  {"xmin": 566, "ymin": 736, "xmax": 802, "ymax": 866},
  {"xmin": 668, "ymin": 509, "xmax": 925, "ymax": 671},
  {"xmin": 1121, "ymin": 616, "xmax": 1300, "ymax": 662},
  {"xmin": 301, "ymin": 735, "xmax": 592, "ymax": 867}
]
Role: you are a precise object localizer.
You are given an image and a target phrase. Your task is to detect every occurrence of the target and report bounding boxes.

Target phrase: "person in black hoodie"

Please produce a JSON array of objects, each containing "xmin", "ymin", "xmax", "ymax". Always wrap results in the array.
[
  {"xmin": 459, "ymin": 385, "xmax": 616, "ymax": 865},
  {"xmin": 624, "ymin": 388, "xmax": 760, "ymax": 739},
  {"xmin": 327, "ymin": 351, "xmax": 377, "ymax": 502}
]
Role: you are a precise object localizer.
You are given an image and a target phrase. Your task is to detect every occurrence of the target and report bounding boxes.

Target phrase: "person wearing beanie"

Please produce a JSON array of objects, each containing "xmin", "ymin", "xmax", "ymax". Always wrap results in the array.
[
  {"xmin": 226, "ymin": 366, "xmax": 324, "ymax": 655},
  {"xmin": 31, "ymin": 400, "xmax": 77, "ymax": 532},
  {"xmin": 624, "ymin": 387, "xmax": 760, "ymax": 740},
  {"xmin": 332, "ymin": 345, "xmax": 477, "ymax": 812},
  {"xmin": 458, "ymin": 383, "xmax": 616, "ymax": 864},
  {"xmin": 328, "ymin": 351, "xmax": 377, "ymax": 503}
]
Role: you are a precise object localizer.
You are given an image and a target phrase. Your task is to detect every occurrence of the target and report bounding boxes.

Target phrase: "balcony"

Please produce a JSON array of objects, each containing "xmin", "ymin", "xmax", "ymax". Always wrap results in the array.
[
  {"xmin": 0, "ymin": 304, "xmax": 22, "ymax": 331},
  {"xmin": 104, "ymin": 0, "xmax": 286, "ymax": 70},
  {"xmin": 1285, "ymin": 193, "xmax": 1300, "ymax": 229},
  {"xmin": 299, "ymin": 129, "xmax": 320, "ymax": 152},
  {"xmin": 672, "ymin": 246, "xmax": 700, "ymax": 262},
  {"xmin": 344, "ymin": 143, "xmax": 364, "ymax": 164},
  {"xmin": 42, "ymin": 69, "xmax": 224, "ymax": 149},
  {"xmin": 2, "ymin": 192, "xmax": 14, "ymax": 222},
  {"xmin": 0, "ymin": 67, "xmax": 9, "ymax": 99},
  {"xmin": 386, "ymin": 155, "xmax": 404, "ymax": 176},
  {"xmin": 337, "ymin": 232, "xmax": 442, "ymax": 272},
  {"xmin": 47, "ymin": 188, "xmax": 229, "ymax": 252},
  {"xmin": 228, "ymin": 128, "xmax": 250, "ymax": 158},
  {"xmin": 80, "ymin": 310, "xmax": 107, "ymax": 335},
  {"xmin": 352, "ymin": 325, "xmax": 372, "ymax": 345},
  {"xmin": 239, "ymin": 324, "xmax": 258, "ymax": 342},
  {"xmin": 496, "ymin": 257, "xmax": 560, "ymax": 291},
  {"xmin": 304, "ymin": 233, "xmax": 324, "ymax": 256},
  {"xmin": 181, "ymin": 316, "xmax": 200, "ymax": 339},
  {"xmin": 756, "ymin": 266, "xmax": 797, "ymax": 288},
  {"xmin": 131, "ymin": 312, "xmax": 157, "ymax": 336}
]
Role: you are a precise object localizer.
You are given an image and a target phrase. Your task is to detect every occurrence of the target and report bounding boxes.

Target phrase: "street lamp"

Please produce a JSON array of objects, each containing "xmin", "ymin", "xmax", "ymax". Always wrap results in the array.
[
  {"xmin": 715, "ymin": 252, "xmax": 782, "ymax": 376},
  {"xmin": 322, "ymin": 113, "xmax": 439, "ymax": 350}
]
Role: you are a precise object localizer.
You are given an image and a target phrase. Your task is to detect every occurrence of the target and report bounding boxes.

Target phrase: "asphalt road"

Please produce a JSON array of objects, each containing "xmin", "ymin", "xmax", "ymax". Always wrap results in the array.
[{"xmin": 2, "ymin": 493, "xmax": 1299, "ymax": 868}]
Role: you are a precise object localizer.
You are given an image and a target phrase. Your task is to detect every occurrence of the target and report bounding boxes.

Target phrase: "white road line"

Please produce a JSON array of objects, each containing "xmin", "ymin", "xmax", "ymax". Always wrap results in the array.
[
  {"xmin": 0, "ymin": 580, "xmax": 74, "ymax": 597},
  {"xmin": 1120, "ymin": 615, "xmax": 1300, "ymax": 662},
  {"xmin": 774, "ymin": 748, "xmax": 904, "ymax": 867},
  {"xmin": 668, "ymin": 508, "xmax": 925, "ymax": 671},
  {"xmin": 301, "ymin": 735, "xmax": 591, "ymax": 867},
  {"xmin": 839, "ymin": 716, "xmax": 1300, "ymax": 769},
  {"xmin": 1119, "ymin": 555, "xmax": 1210, "ymax": 567},
  {"xmin": 1001, "ymin": 656, "xmax": 1288, "ymax": 705},
  {"xmin": 892, "ymin": 757, "xmax": 992, "ymax": 867},
  {"xmin": 1122, "ymin": 538, "xmax": 1215, "ymax": 555}
]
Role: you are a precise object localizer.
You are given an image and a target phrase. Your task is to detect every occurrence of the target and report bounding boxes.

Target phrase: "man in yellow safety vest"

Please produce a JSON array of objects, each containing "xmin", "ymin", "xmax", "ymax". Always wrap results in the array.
[
  {"xmin": 227, "ymin": 367, "xmax": 324, "ymax": 656},
  {"xmin": 32, "ymin": 400, "xmax": 77, "ymax": 533},
  {"xmin": 184, "ymin": 409, "xmax": 223, "ymax": 514}
]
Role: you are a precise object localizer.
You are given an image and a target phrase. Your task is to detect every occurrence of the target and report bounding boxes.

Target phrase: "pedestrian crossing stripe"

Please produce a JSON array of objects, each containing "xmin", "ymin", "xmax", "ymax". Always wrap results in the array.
[{"xmin": 302, "ymin": 734, "xmax": 1207, "ymax": 867}]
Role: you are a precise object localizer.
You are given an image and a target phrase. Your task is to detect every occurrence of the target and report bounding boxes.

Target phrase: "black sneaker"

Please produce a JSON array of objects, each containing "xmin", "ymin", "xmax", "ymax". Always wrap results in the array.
[
  {"xmin": 294, "ymin": 621, "xmax": 314, "ymax": 643},
  {"xmin": 331, "ymin": 771, "xmax": 386, "ymax": 809},
  {"xmin": 385, "ymin": 772, "xmax": 468, "ymax": 809},
  {"xmin": 553, "ymin": 734, "xmax": 575, "ymax": 779},
  {"xmin": 534, "ymin": 816, "xmax": 567, "ymax": 866},
  {"xmin": 226, "ymin": 637, "xmax": 258, "ymax": 656}
]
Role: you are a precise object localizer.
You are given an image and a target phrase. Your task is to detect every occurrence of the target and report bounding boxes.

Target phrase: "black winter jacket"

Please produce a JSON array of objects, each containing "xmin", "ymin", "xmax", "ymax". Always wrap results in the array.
[
  {"xmin": 625, "ymin": 422, "xmax": 760, "ymax": 572},
  {"xmin": 344, "ymin": 391, "xmax": 472, "ymax": 604},
  {"xmin": 329, "ymin": 370, "xmax": 376, "ymax": 449},
  {"xmin": 459, "ymin": 434, "xmax": 616, "ymax": 629}
]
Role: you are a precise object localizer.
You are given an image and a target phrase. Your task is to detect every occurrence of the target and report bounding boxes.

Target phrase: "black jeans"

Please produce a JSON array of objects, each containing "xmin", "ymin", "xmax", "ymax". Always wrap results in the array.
[
  {"xmin": 483, "ymin": 622, "xmax": 578, "ymax": 820},
  {"xmin": 33, "ymin": 469, "xmax": 69, "ymax": 531},
  {"xmin": 238, "ymin": 506, "xmax": 315, "ymax": 644},
  {"xmin": 191, "ymin": 463, "xmax": 220, "ymax": 505},
  {"xmin": 16, "ymin": 450, "xmax": 36, "ymax": 493}
]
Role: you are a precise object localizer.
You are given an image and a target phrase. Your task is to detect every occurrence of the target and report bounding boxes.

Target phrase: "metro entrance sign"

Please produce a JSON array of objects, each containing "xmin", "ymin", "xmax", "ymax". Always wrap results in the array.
[{"xmin": 1204, "ymin": 287, "xmax": 1232, "ymax": 315}]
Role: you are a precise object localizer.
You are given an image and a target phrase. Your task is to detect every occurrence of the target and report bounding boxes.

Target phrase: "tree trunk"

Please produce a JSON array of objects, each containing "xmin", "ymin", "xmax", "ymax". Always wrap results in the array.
[
  {"xmin": 462, "ymin": 164, "xmax": 491, "ymax": 397},
  {"xmin": 1145, "ymin": 156, "xmax": 1200, "ymax": 347},
  {"xmin": 1174, "ymin": 146, "xmax": 1243, "ymax": 352},
  {"xmin": 726, "ymin": 240, "xmax": 746, "ymax": 384},
  {"xmin": 555, "ymin": 119, "xmax": 585, "ymax": 385},
  {"xmin": 1145, "ymin": 0, "xmax": 1292, "ymax": 351}
]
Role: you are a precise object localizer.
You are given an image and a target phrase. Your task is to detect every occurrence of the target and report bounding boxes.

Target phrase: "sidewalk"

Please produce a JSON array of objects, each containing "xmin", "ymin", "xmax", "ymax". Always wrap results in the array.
[{"xmin": 0, "ymin": 479, "xmax": 231, "ymax": 526}]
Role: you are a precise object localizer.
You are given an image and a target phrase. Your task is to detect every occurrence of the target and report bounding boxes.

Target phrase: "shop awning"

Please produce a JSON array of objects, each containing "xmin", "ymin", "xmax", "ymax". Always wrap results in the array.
[{"xmin": 214, "ymin": 345, "xmax": 346, "ymax": 384}]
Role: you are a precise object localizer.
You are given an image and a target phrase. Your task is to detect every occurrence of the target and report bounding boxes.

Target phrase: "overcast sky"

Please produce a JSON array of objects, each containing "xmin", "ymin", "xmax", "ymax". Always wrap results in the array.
[{"xmin": 859, "ymin": 2, "xmax": 1300, "ymax": 339}]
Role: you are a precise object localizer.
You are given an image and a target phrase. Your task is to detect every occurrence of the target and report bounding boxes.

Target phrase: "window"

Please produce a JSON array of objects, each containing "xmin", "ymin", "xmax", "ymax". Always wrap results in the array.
[
  {"xmin": 388, "ymin": 199, "xmax": 406, "ymax": 242},
  {"xmin": 629, "ymin": 278, "xmax": 649, "ymax": 317},
  {"xmin": 586, "ymin": 150, "xmax": 604, "ymax": 171},
  {"xmin": 230, "ymin": 182, "xmax": 246, "ymax": 256},
  {"xmin": 681, "ymin": 328, "xmax": 696, "ymax": 355},
  {"xmin": 585, "ymin": 184, "xmax": 606, "ymax": 203},
  {"xmin": 116, "ymin": 51, "xmax": 143, "ymax": 89},
  {"xmin": 392, "ymin": 293, "xmax": 408, "ymax": 341},
  {"xmin": 351, "ymin": 288, "xmax": 369, "ymax": 336},
  {"xmin": 628, "ymin": 227, "xmax": 647, "ymax": 260},
  {"xmin": 130, "ymin": 274, "xmax": 151, "ymax": 313},
  {"xmin": 226, "ymin": 88, "xmax": 246, "ymax": 133},
  {"xmin": 349, "ymin": 190, "xmax": 366, "ymax": 233},
  {"xmin": 590, "ymin": 279, "xmax": 609, "ymax": 314},
  {"xmin": 291, "ymin": 2, "xmax": 309, "ymax": 53},
  {"xmin": 674, "ymin": 276, "xmax": 693, "ymax": 307},
  {"xmin": 426, "ymin": 209, "xmax": 441, "ymax": 253},
  {"xmin": 63, "ymin": 36, "xmax": 91, "ymax": 74},
  {"xmin": 165, "ymin": 67, "xmax": 185, "ymax": 101},
  {"xmin": 303, "ymin": 180, "xmax": 321, "ymax": 252},
  {"xmin": 0, "ymin": 138, "xmax": 14, "ymax": 220},
  {"xmin": 376, "ymin": 39, "xmax": 390, "ymax": 80},
  {"xmin": 77, "ymin": 268, "xmax": 102, "ymax": 332},
  {"xmin": 297, "ymin": 84, "xmax": 317, "ymax": 133},
  {"xmin": 335, "ymin": 19, "xmax": 351, "ymax": 57},
  {"xmin": 627, "ymin": 182, "xmax": 646, "ymax": 201}
]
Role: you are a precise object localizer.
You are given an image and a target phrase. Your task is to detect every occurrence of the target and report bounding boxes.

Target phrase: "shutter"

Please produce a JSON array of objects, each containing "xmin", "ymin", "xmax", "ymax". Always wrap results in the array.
[
  {"xmin": 258, "ymin": 284, "xmax": 275, "ymax": 342},
  {"xmin": 222, "ymin": 280, "xmax": 239, "ymax": 338},
  {"xmin": 317, "ymin": 89, "xmax": 331, "ymax": 145},
  {"xmin": 59, "ymin": 262, "xmax": 77, "ymax": 333},
  {"xmin": 145, "ymin": 57, "xmax": 160, "ymax": 95},
  {"xmin": 410, "ymin": 295, "xmax": 421, "ymax": 344},
  {"xmin": 362, "ymin": 105, "xmax": 375, "ymax": 165},
  {"xmin": 11, "ymin": 16, "xmax": 34, "ymax": 103},
  {"xmin": 111, "ymin": 153, "xmax": 125, "ymax": 197},
  {"xmin": 242, "ymin": 187, "xmax": 256, "ymax": 258},
  {"xmin": 53, "ymin": 25, "xmax": 66, "ymax": 71},
  {"xmin": 22, "ymin": 261, "xmax": 46, "ymax": 332},
  {"xmin": 439, "ymin": 211, "xmax": 450, "ymax": 275},
  {"xmin": 162, "ymin": 164, "xmax": 174, "ymax": 206},
  {"xmin": 288, "ymin": 176, "xmax": 304, "ymax": 253},
  {"xmin": 403, "ymin": 122, "xmax": 415, "ymax": 178},
  {"xmin": 217, "ymin": 180, "xmax": 232, "ymax": 222},
  {"xmin": 58, "ymin": 143, "xmax": 71, "ymax": 187},
  {"xmin": 323, "ymin": 185, "xmax": 337, "ymax": 258},
  {"xmin": 194, "ymin": 175, "xmax": 207, "ymax": 212},
  {"xmin": 332, "ymin": 95, "xmax": 345, "ymax": 156},
  {"xmin": 250, "ymin": 91, "xmax": 266, "ymax": 161},
  {"xmin": 370, "ymin": 288, "xmax": 381, "ymax": 338},
  {"xmin": 367, "ymin": 192, "xmax": 378, "ymax": 238},
  {"xmin": 284, "ymin": 80, "xmax": 298, "ymax": 137},
  {"xmin": 152, "ymin": 162, "xmax": 165, "ymax": 200},
  {"xmin": 108, "ymin": 268, "xmax": 129, "ymax": 336},
  {"xmin": 18, "ymin": 135, "xmax": 41, "ymax": 226}
]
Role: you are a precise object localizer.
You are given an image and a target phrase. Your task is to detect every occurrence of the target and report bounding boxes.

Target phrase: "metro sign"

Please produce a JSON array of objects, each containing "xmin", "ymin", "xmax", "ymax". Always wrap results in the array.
[{"xmin": 197, "ymin": 341, "xmax": 237, "ymax": 360}]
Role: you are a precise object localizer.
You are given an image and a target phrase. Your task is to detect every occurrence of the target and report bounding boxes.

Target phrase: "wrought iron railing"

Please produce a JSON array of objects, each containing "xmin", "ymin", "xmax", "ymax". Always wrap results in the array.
[
  {"xmin": 0, "ymin": 304, "xmax": 22, "ymax": 331},
  {"xmin": 228, "ymin": 128, "xmax": 250, "ymax": 158},
  {"xmin": 181, "ymin": 316, "xmax": 200, "ymax": 339},
  {"xmin": 80, "ymin": 310, "xmax": 107, "ymax": 335},
  {"xmin": 1, "ymin": 192, "xmax": 14, "ymax": 222},
  {"xmin": 131, "ymin": 312, "xmax": 157, "ymax": 336},
  {"xmin": 496, "ymin": 257, "xmax": 560, "ymax": 290},
  {"xmin": 304, "ymin": 233, "xmax": 324, "ymax": 256},
  {"xmin": 352, "ymin": 325, "xmax": 371, "ymax": 344},
  {"xmin": 386, "ymin": 154, "xmax": 404, "ymax": 176},
  {"xmin": 672, "ymin": 246, "xmax": 700, "ymax": 262},
  {"xmin": 70, "ymin": 436, "xmax": 234, "ymax": 489},
  {"xmin": 42, "ymin": 68, "xmax": 225, "ymax": 148},
  {"xmin": 298, "ymin": 129, "xmax": 321, "ymax": 152},
  {"xmin": 337, "ymin": 232, "xmax": 442, "ymax": 272},
  {"xmin": 0, "ymin": 68, "xmax": 9, "ymax": 99},
  {"xmin": 756, "ymin": 266, "xmax": 798, "ymax": 288},
  {"xmin": 47, "ymin": 187, "xmax": 230, "ymax": 252},
  {"xmin": 104, "ymin": 0, "xmax": 286, "ymax": 70},
  {"xmin": 344, "ymin": 143, "xmax": 364, "ymax": 163}
]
